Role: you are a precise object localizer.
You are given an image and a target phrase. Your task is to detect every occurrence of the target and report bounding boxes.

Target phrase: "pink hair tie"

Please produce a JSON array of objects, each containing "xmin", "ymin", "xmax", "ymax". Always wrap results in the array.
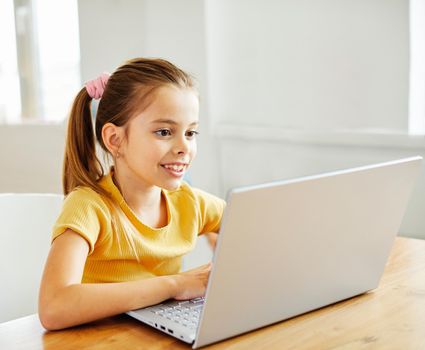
[{"xmin": 85, "ymin": 73, "xmax": 110, "ymax": 99}]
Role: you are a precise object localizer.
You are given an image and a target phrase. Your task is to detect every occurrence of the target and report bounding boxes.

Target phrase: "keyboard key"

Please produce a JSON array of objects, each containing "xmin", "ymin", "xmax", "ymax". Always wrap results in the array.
[
  {"xmin": 190, "ymin": 298, "xmax": 204, "ymax": 304},
  {"xmin": 145, "ymin": 297, "xmax": 205, "ymax": 330}
]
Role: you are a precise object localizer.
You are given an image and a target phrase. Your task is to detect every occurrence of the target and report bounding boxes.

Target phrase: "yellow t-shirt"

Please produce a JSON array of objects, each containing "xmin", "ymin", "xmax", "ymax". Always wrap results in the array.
[{"xmin": 52, "ymin": 172, "xmax": 226, "ymax": 283}]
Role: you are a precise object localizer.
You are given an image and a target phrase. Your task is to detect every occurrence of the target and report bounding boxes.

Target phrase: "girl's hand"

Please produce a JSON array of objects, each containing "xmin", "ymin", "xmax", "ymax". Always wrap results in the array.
[{"xmin": 171, "ymin": 263, "xmax": 212, "ymax": 300}]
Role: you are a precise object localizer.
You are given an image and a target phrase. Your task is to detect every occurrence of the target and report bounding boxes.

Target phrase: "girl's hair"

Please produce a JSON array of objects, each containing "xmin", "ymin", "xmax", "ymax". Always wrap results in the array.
[
  {"xmin": 63, "ymin": 57, "xmax": 196, "ymax": 196},
  {"xmin": 63, "ymin": 58, "xmax": 197, "ymax": 257}
]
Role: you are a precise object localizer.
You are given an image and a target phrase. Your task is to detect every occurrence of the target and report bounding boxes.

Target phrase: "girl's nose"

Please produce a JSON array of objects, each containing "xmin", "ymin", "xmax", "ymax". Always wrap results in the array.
[{"xmin": 175, "ymin": 135, "xmax": 191, "ymax": 155}]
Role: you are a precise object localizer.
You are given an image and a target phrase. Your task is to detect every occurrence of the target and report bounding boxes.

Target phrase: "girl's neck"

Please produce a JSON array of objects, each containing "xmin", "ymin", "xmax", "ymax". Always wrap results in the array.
[{"xmin": 112, "ymin": 167, "xmax": 167, "ymax": 228}]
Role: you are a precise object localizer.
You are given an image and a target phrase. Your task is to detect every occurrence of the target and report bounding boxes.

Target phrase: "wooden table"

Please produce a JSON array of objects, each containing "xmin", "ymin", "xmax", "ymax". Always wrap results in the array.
[{"xmin": 1, "ymin": 237, "xmax": 425, "ymax": 350}]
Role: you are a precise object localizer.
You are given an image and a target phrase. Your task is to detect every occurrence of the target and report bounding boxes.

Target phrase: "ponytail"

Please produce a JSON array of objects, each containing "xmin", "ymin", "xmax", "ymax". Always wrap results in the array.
[{"xmin": 62, "ymin": 89, "xmax": 105, "ymax": 196}]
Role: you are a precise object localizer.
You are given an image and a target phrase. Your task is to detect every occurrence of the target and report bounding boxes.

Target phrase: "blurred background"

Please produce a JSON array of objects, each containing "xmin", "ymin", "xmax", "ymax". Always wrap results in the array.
[{"xmin": 1, "ymin": 0, "xmax": 425, "ymax": 239}]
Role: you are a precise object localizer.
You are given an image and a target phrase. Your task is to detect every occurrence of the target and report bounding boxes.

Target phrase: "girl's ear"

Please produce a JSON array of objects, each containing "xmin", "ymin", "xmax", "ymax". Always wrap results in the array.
[{"xmin": 102, "ymin": 122, "xmax": 125, "ymax": 157}]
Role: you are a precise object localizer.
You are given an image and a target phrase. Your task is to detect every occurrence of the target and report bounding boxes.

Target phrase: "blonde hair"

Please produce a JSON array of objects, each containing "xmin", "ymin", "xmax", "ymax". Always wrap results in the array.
[{"xmin": 63, "ymin": 57, "xmax": 197, "ymax": 256}]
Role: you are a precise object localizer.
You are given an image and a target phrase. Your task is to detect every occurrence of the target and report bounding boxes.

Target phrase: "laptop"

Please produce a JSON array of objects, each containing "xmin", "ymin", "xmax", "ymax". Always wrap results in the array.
[{"xmin": 127, "ymin": 156, "xmax": 422, "ymax": 348}]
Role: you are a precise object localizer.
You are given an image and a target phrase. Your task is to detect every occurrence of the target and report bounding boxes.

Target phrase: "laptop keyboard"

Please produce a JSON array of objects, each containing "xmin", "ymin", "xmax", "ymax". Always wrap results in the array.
[{"xmin": 147, "ymin": 297, "xmax": 205, "ymax": 330}]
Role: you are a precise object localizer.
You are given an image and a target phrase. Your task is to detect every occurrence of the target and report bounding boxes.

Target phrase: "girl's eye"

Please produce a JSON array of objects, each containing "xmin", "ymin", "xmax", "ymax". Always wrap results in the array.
[
  {"xmin": 186, "ymin": 130, "xmax": 199, "ymax": 138},
  {"xmin": 155, "ymin": 129, "xmax": 171, "ymax": 137}
]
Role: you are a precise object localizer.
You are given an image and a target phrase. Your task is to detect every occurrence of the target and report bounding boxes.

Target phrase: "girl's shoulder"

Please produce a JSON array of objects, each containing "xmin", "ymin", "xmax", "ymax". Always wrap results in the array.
[
  {"xmin": 65, "ymin": 185, "xmax": 103, "ymax": 201},
  {"xmin": 170, "ymin": 183, "xmax": 226, "ymax": 234},
  {"xmin": 54, "ymin": 186, "xmax": 114, "ymax": 255},
  {"xmin": 167, "ymin": 182, "xmax": 226, "ymax": 209},
  {"xmin": 63, "ymin": 186, "xmax": 111, "ymax": 214}
]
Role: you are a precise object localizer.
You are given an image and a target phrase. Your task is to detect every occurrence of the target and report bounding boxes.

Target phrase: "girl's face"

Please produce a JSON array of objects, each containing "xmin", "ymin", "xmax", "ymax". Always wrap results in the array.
[{"xmin": 116, "ymin": 85, "xmax": 199, "ymax": 191}]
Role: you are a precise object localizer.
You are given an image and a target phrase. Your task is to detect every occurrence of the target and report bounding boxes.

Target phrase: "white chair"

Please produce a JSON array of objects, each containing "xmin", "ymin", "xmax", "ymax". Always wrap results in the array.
[{"xmin": 0, "ymin": 194, "xmax": 63, "ymax": 323}]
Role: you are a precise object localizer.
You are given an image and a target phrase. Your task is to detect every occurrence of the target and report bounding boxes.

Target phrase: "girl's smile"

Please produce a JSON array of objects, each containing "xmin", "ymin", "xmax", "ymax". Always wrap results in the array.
[{"xmin": 160, "ymin": 162, "xmax": 190, "ymax": 178}]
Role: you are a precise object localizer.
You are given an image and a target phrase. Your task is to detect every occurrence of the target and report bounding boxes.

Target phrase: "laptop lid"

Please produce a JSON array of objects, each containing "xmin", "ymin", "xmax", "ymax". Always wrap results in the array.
[{"xmin": 193, "ymin": 156, "xmax": 422, "ymax": 348}]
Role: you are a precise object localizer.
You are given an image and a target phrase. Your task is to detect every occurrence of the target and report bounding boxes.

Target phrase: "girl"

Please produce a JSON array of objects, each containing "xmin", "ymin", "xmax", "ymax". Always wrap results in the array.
[{"xmin": 38, "ymin": 58, "xmax": 225, "ymax": 331}]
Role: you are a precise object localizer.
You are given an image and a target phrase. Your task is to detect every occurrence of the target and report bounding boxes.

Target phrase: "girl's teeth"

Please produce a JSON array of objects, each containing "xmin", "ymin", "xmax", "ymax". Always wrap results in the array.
[{"xmin": 164, "ymin": 164, "xmax": 184, "ymax": 171}]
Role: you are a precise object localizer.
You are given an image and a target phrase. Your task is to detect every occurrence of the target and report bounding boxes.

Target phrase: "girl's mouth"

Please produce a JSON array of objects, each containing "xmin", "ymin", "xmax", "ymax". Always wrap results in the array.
[{"xmin": 160, "ymin": 163, "xmax": 187, "ymax": 178}]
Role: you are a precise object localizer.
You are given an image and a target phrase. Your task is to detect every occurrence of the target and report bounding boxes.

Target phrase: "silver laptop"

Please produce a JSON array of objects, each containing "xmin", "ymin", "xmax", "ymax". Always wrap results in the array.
[{"xmin": 127, "ymin": 156, "xmax": 422, "ymax": 348}]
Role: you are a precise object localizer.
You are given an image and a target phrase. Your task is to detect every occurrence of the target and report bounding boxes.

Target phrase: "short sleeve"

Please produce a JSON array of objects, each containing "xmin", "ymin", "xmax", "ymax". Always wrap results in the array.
[
  {"xmin": 191, "ymin": 187, "xmax": 226, "ymax": 234},
  {"xmin": 52, "ymin": 187, "xmax": 111, "ymax": 254}
]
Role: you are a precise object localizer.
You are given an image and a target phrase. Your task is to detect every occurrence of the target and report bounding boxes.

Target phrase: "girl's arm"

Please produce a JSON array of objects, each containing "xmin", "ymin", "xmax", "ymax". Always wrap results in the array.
[
  {"xmin": 38, "ymin": 229, "xmax": 210, "ymax": 330},
  {"xmin": 205, "ymin": 232, "xmax": 218, "ymax": 250}
]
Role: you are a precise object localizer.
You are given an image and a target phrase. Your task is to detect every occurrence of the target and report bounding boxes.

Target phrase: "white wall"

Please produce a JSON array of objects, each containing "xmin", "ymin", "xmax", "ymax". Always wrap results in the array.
[
  {"xmin": 205, "ymin": 0, "xmax": 411, "ymax": 131},
  {"xmin": 0, "ymin": 123, "xmax": 65, "ymax": 193},
  {"xmin": 206, "ymin": 0, "xmax": 409, "ymax": 132}
]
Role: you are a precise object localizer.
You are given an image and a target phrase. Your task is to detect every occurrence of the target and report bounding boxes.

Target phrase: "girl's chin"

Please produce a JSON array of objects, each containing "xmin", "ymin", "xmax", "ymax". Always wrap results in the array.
[{"xmin": 161, "ymin": 179, "xmax": 183, "ymax": 191}]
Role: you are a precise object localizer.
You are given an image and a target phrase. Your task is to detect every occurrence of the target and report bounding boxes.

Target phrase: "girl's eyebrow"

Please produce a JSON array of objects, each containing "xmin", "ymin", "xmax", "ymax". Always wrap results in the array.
[{"xmin": 151, "ymin": 119, "xmax": 199, "ymax": 126}]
